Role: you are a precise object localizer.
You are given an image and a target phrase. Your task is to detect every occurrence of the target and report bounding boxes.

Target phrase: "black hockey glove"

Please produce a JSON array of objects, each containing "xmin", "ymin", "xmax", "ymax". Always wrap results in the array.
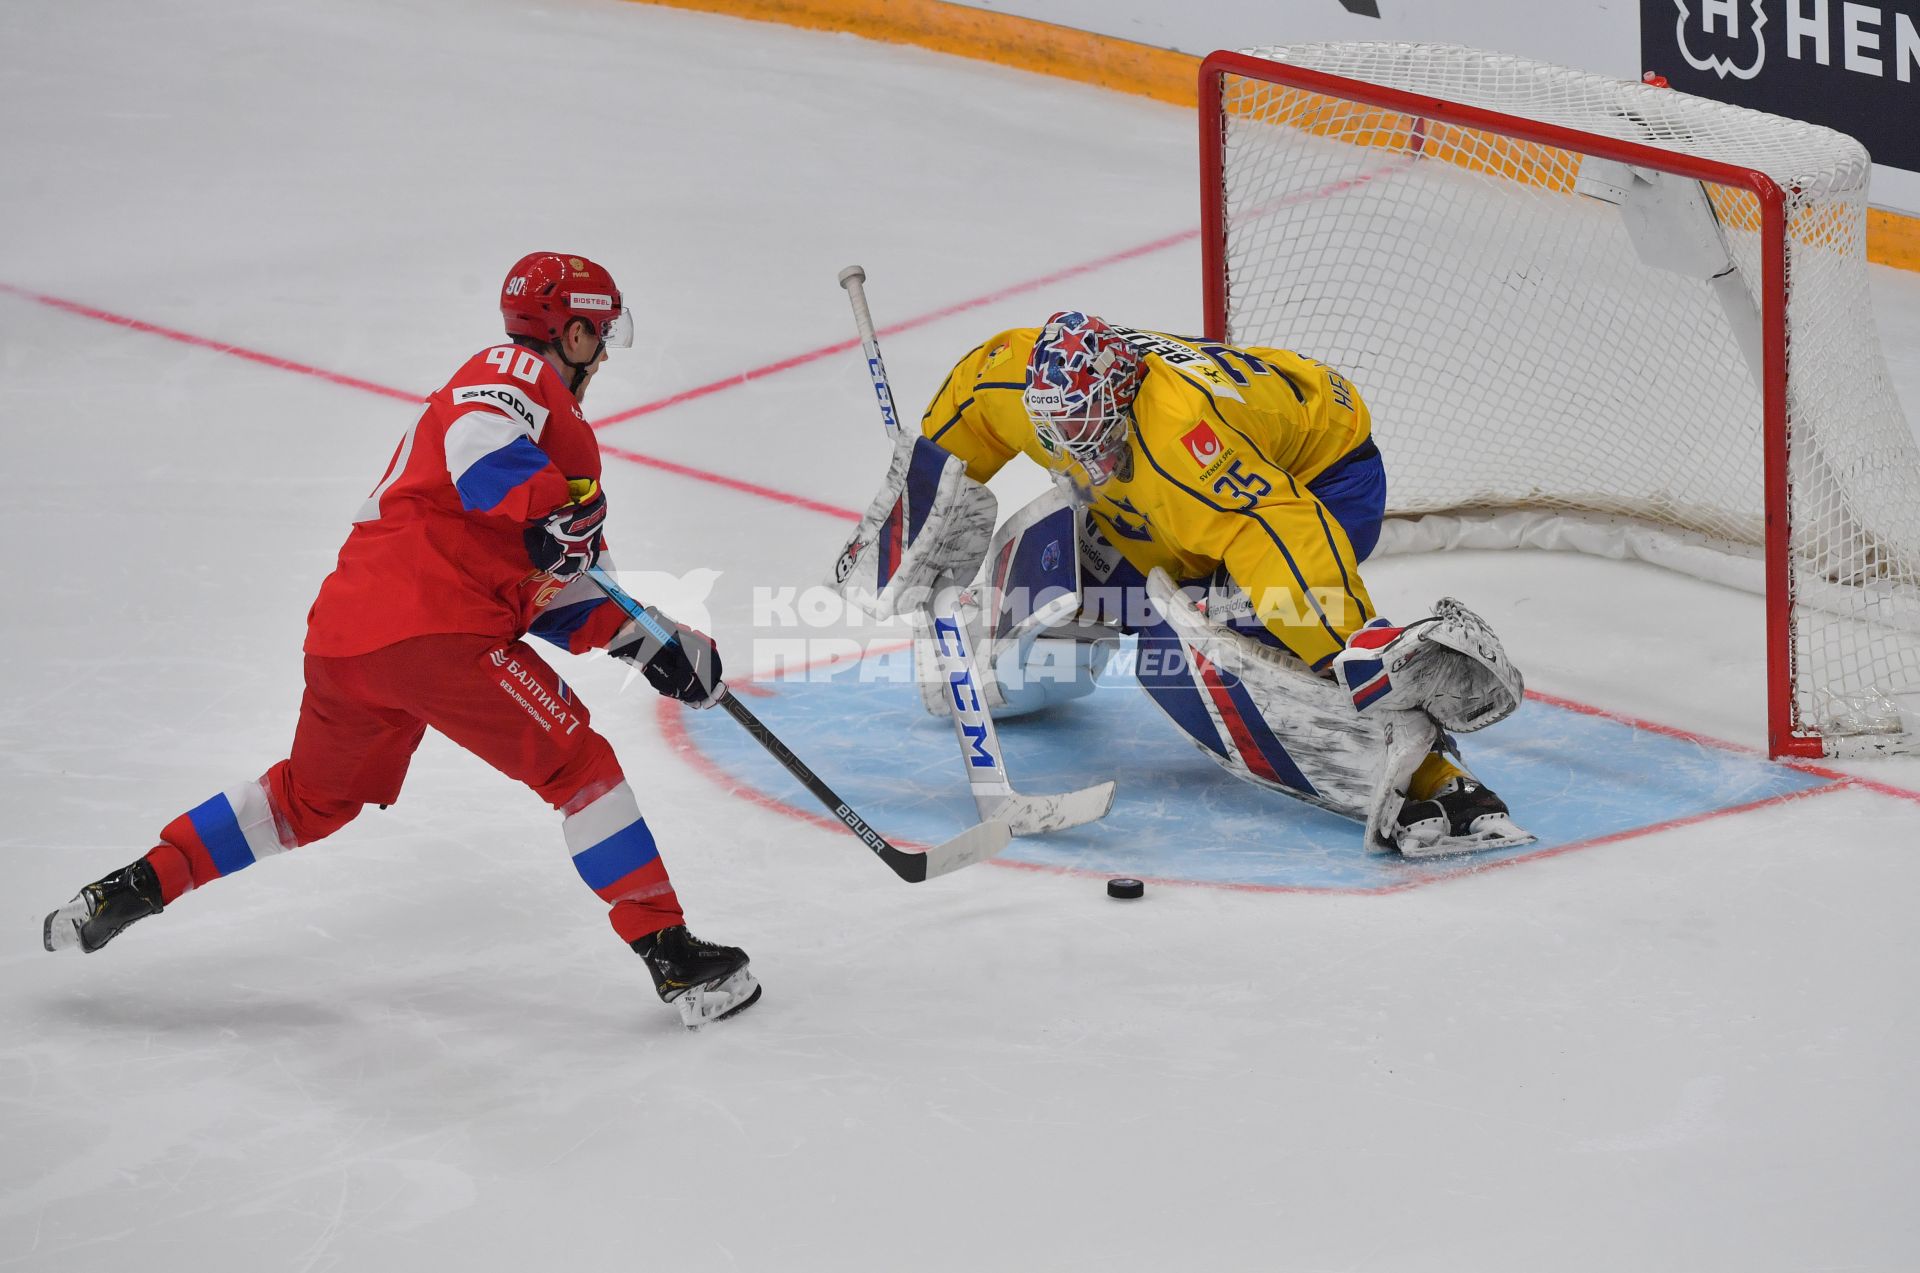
[
  {"xmin": 525, "ymin": 480, "xmax": 607, "ymax": 580},
  {"xmin": 609, "ymin": 608, "xmax": 725, "ymax": 708}
]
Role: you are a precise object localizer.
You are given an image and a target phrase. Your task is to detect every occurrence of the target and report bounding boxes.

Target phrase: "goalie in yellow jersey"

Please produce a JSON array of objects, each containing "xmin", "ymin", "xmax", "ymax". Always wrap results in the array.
[{"xmin": 834, "ymin": 311, "xmax": 1530, "ymax": 857}]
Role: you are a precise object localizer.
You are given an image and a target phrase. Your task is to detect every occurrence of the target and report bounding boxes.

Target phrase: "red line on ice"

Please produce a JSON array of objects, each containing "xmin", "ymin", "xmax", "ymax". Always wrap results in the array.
[
  {"xmin": 0, "ymin": 281, "xmax": 422, "ymax": 403},
  {"xmin": 590, "ymin": 169, "xmax": 1394, "ymax": 429},
  {"xmin": 12, "ymin": 200, "xmax": 1919, "ymax": 823},
  {"xmin": 596, "ymin": 442, "xmax": 858, "ymax": 521},
  {"xmin": 590, "ymin": 224, "xmax": 1201, "ymax": 427},
  {"xmin": 0, "ymin": 279, "xmax": 865, "ymax": 521}
]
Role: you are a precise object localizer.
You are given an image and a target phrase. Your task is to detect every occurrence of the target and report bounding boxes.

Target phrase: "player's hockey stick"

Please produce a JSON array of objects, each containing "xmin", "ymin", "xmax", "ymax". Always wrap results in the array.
[
  {"xmin": 584, "ymin": 565, "xmax": 1011, "ymax": 882},
  {"xmin": 836, "ymin": 265, "xmax": 1115, "ymax": 836}
]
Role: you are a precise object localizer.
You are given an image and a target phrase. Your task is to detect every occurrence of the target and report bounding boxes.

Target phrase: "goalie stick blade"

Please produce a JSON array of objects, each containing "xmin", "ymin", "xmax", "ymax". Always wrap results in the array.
[
  {"xmin": 884, "ymin": 819, "xmax": 1014, "ymax": 882},
  {"xmin": 983, "ymin": 780, "xmax": 1117, "ymax": 837}
]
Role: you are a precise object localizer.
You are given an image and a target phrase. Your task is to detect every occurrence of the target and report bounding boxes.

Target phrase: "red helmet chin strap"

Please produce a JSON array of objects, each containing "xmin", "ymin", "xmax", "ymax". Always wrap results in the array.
[{"xmin": 555, "ymin": 319, "xmax": 604, "ymax": 396}]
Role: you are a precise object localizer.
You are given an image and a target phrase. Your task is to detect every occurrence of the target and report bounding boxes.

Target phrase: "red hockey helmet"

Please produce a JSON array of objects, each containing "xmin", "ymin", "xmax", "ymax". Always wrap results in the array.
[
  {"xmin": 500, "ymin": 252, "xmax": 633, "ymax": 348},
  {"xmin": 1024, "ymin": 311, "xmax": 1144, "ymax": 483}
]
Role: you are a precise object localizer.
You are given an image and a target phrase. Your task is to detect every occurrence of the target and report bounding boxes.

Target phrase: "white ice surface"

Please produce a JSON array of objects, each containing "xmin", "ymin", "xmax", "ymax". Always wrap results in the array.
[{"xmin": 3, "ymin": 1, "xmax": 1919, "ymax": 1269}]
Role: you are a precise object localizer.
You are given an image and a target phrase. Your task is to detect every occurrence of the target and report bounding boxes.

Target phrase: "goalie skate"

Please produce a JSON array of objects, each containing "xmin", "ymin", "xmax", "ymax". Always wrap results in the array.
[{"xmin": 1391, "ymin": 777, "xmax": 1533, "ymax": 859}]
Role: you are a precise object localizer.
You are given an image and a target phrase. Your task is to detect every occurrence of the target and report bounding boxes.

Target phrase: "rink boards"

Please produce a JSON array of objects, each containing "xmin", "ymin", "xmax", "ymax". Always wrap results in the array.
[{"xmin": 672, "ymin": 642, "xmax": 1833, "ymax": 892}]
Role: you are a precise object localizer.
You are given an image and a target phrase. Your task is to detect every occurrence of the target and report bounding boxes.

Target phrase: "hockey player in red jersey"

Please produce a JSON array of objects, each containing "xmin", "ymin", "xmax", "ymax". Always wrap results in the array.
[{"xmin": 43, "ymin": 252, "xmax": 761, "ymax": 1027}]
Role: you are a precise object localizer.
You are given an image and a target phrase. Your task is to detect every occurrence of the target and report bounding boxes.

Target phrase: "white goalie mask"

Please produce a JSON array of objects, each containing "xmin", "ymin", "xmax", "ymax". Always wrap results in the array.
[{"xmin": 1023, "ymin": 312, "xmax": 1145, "ymax": 485}]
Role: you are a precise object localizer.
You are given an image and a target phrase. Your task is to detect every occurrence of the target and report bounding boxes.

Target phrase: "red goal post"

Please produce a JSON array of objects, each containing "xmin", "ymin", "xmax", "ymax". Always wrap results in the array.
[{"xmin": 1198, "ymin": 44, "xmax": 1920, "ymax": 760}]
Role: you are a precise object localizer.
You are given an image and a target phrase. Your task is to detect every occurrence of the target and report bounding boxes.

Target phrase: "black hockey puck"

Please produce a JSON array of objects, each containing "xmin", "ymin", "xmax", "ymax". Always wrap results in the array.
[{"xmin": 1107, "ymin": 877, "xmax": 1145, "ymax": 900}]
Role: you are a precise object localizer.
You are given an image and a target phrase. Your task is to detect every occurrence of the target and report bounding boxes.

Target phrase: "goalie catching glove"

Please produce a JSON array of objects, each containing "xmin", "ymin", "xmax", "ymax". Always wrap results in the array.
[
  {"xmin": 609, "ymin": 608, "xmax": 724, "ymax": 708},
  {"xmin": 1329, "ymin": 600, "xmax": 1523, "ymax": 733}
]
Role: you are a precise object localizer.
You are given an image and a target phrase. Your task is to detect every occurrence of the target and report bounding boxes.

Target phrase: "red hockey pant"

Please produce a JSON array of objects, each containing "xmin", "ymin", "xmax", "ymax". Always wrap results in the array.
[{"xmin": 143, "ymin": 633, "xmax": 683, "ymax": 944}]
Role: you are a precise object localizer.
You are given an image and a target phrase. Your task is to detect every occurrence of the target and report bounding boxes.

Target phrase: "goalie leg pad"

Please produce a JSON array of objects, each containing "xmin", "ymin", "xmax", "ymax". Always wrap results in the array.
[
  {"xmin": 1144, "ymin": 571, "xmax": 1534, "ymax": 856},
  {"xmin": 1140, "ymin": 568, "xmax": 1385, "ymax": 819}
]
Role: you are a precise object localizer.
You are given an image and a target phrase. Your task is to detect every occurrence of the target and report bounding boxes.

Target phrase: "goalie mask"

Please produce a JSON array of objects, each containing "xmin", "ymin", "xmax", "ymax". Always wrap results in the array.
[{"xmin": 1024, "ymin": 312, "xmax": 1143, "ymax": 485}]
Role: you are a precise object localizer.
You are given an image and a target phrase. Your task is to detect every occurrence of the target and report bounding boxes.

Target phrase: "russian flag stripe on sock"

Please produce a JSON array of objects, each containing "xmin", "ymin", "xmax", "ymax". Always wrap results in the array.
[
  {"xmin": 572, "ymin": 822, "xmax": 662, "ymax": 893},
  {"xmin": 228, "ymin": 779, "xmax": 290, "ymax": 861},
  {"xmin": 181, "ymin": 780, "xmax": 292, "ymax": 879},
  {"xmin": 185, "ymin": 794, "xmax": 256, "ymax": 877},
  {"xmin": 563, "ymin": 781, "xmax": 663, "ymax": 899}
]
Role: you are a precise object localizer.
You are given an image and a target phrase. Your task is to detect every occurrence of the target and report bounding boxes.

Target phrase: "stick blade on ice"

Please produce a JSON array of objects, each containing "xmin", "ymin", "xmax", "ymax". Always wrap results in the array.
[
  {"xmin": 915, "ymin": 819, "xmax": 1014, "ymax": 880},
  {"xmin": 989, "ymin": 781, "xmax": 1117, "ymax": 836}
]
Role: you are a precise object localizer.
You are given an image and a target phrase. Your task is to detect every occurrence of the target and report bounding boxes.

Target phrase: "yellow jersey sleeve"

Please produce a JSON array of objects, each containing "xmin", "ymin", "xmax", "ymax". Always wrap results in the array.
[{"xmin": 918, "ymin": 329, "xmax": 1044, "ymax": 483}]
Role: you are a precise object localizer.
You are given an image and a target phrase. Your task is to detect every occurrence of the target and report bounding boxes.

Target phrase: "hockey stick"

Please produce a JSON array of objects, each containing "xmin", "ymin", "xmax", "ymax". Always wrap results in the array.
[
  {"xmin": 836, "ymin": 265, "xmax": 1115, "ymax": 836},
  {"xmin": 584, "ymin": 565, "xmax": 1010, "ymax": 882}
]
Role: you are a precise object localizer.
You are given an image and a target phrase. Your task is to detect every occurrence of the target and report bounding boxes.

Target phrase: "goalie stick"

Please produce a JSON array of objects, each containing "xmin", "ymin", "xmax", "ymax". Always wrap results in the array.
[
  {"xmin": 836, "ymin": 265, "xmax": 1115, "ymax": 836},
  {"xmin": 584, "ymin": 565, "xmax": 1011, "ymax": 882}
]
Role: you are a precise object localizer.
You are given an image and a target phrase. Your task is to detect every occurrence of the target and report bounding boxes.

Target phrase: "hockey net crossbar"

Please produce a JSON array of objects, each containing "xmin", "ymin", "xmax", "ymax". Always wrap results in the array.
[{"xmin": 1201, "ymin": 43, "xmax": 1920, "ymax": 758}]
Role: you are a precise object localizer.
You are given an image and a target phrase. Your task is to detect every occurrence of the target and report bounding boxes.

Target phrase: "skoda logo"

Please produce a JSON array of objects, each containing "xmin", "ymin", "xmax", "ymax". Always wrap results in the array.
[{"xmin": 1674, "ymin": 0, "xmax": 1768, "ymax": 79}]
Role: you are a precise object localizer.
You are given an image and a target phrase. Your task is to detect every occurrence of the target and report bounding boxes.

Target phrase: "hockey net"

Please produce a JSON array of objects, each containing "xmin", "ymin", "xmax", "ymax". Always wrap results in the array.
[{"xmin": 1202, "ymin": 42, "xmax": 1920, "ymax": 759}]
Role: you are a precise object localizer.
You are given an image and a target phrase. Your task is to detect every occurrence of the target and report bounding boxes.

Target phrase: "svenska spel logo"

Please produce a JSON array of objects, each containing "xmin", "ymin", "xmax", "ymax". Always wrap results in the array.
[
  {"xmin": 1673, "ymin": 0, "xmax": 1768, "ymax": 79},
  {"xmin": 1181, "ymin": 422, "xmax": 1224, "ymax": 466}
]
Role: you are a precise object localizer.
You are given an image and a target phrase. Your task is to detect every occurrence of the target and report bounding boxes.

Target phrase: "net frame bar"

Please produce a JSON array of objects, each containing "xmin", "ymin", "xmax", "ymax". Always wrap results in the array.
[{"xmin": 1196, "ymin": 51, "xmax": 1810, "ymax": 758}]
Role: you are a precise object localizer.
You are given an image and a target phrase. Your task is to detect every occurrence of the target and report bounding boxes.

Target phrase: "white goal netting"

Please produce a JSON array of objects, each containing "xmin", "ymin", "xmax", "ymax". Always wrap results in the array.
[{"xmin": 1210, "ymin": 42, "xmax": 1920, "ymax": 757}]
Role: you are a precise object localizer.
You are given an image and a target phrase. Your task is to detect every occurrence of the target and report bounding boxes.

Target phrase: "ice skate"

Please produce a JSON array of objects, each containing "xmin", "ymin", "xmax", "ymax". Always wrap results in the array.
[
  {"xmin": 633, "ymin": 925, "xmax": 762, "ymax": 1028},
  {"xmin": 43, "ymin": 859, "xmax": 164, "ymax": 953},
  {"xmin": 1393, "ymin": 777, "xmax": 1534, "ymax": 858}
]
